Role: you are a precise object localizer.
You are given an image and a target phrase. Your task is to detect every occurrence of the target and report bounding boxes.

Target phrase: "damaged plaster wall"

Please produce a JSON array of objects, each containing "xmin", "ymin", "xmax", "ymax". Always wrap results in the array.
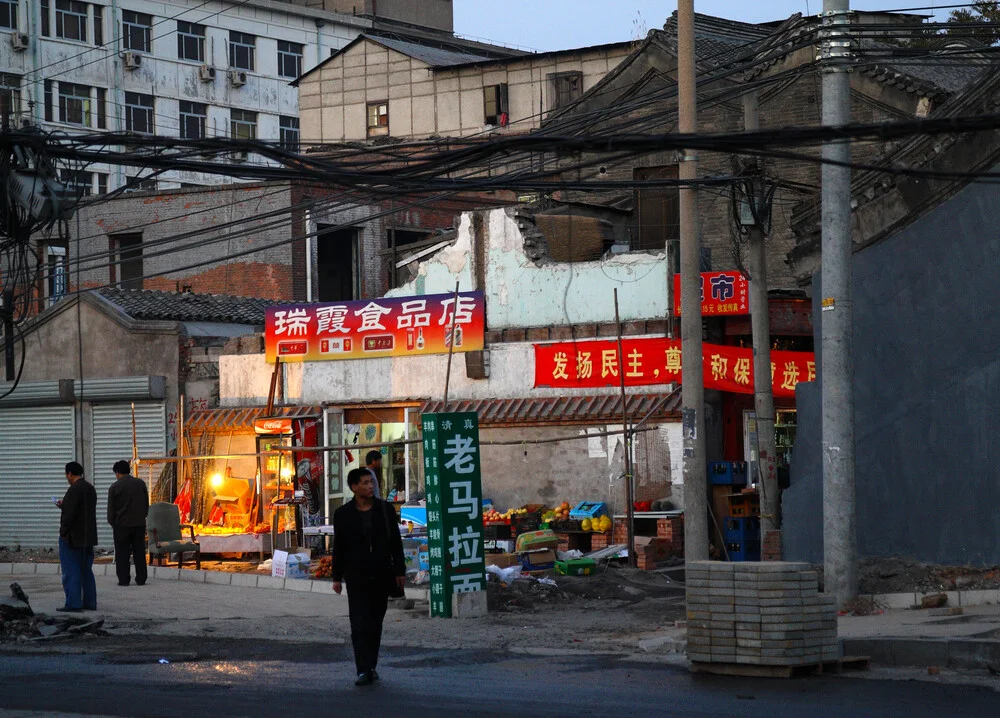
[{"xmin": 389, "ymin": 208, "xmax": 670, "ymax": 329}]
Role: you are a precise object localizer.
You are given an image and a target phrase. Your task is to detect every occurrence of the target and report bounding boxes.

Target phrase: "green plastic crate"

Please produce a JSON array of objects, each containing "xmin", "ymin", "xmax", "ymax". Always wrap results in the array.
[{"xmin": 554, "ymin": 558, "xmax": 596, "ymax": 576}]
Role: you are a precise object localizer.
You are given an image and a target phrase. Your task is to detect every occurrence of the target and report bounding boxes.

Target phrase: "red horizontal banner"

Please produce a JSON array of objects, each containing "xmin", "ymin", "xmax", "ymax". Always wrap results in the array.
[
  {"xmin": 264, "ymin": 292, "xmax": 485, "ymax": 363},
  {"xmin": 533, "ymin": 337, "xmax": 814, "ymax": 398},
  {"xmin": 673, "ymin": 271, "xmax": 749, "ymax": 316}
]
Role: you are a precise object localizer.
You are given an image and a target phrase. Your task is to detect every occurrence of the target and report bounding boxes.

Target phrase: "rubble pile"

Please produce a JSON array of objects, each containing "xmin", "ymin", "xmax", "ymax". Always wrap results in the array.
[{"xmin": 0, "ymin": 583, "xmax": 108, "ymax": 643}]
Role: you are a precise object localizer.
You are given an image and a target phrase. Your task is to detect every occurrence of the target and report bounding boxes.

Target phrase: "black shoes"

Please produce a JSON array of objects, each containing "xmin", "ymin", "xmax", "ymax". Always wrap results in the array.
[
  {"xmin": 371, "ymin": 669, "xmax": 379, "ymax": 681},
  {"xmin": 56, "ymin": 606, "xmax": 82, "ymax": 613},
  {"xmin": 355, "ymin": 672, "xmax": 374, "ymax": 686}
]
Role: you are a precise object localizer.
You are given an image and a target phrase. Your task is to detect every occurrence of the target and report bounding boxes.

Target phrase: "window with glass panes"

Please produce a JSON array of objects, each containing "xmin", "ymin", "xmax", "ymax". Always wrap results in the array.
[
  {"xmin": 55, "ymin": 0, "xmax": 88, "ymax": 42},
  {"xmin": 229, "ymin": 31, "xmax": 255, "ymax": 71},
  {"xmin": 124, "ymin": 92, "xmax": 153, "ymax": 134},
  {"xmin": 0, "ymin": 74, "xmax": 20, "ymax": 126},
  {"xmin": 366, "ymin": 101, "xmax": 388, "ymax": 137},
  {"xmin": 277, "ymin": 41, "xmax": 303, "ymax": 79},
  {"xmin": 177, "ymin": 21, "xmax": 205, "ymax": 62},
  {"xmin": 58, "ymin": 83, "xmax": 92, "ymax": 126},
  {"xmin": 0, "ymin": 0, "xmax": 17, "ymax": 30},
  {"xmin": 179, "ymin": 100, "xmax": 206, "ymax": 139},
  {"xmin": 122, "ymin": 10, "xmax": 151, "ymax": 52},
  {"xmin": 279, "ymin": 116, "xmax": 299, "ymax": 149},
  {"xmin": 60, "ymin": 169, "xmax": 93, "ymax": 197},
  {"xmin": 230, "ymin": 109, "xmax": 256, "ymax": 140}
]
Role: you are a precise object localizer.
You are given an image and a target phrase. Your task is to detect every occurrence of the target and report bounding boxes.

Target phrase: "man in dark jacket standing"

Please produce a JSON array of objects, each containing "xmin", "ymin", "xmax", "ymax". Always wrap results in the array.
[
  {"xmin": 57, "ymin": 461, "xmax": 98, "ymax": 612},
  {"xmin": 107, "ymin": 460, "xmax": 149, "ymax": 587},
  {"xmin": 332, "ymin": 468, "xmax": 405, "ymax": 687}
]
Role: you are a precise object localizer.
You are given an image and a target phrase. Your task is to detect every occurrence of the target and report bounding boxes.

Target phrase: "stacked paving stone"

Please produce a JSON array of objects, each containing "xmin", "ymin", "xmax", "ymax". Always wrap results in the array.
[{"xmin": 686, "ymin": 561, "xmax": 841, "ymax": 666}]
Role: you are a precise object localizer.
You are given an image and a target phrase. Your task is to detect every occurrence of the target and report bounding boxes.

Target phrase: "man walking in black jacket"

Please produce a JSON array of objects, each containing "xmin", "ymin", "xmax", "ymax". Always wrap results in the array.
[
  {"xmin": 107, "ymin": 460, "xmax": 149, "ymax": 587},
  {"xmin": 57, "ymin": 461, "xmax": 98, "ymax": 612},
  {"xmin": 332, "ymin": 467, "xmax": 405, "ymax": 686}
]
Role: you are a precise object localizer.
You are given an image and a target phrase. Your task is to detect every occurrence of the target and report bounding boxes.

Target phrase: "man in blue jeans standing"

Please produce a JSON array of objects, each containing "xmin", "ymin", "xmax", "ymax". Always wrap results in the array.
[{"xmin": 57, "ymin": 461, "xmax": 98, "ymax": 612}]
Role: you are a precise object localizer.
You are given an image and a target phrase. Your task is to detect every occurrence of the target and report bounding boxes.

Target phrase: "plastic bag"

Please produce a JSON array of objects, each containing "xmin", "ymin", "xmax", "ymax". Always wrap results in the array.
[{"xmin": 486, "ymin": 564, "xmax": 522, "ymax": 584}]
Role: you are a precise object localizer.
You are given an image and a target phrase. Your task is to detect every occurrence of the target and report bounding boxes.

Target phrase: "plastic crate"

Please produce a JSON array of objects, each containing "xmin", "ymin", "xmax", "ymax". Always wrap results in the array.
[
  {"xmin": 554, "ymin": 558, "xmax": 596, "ymax": 576},
  {"xmin": 569, "ymin": 501, "xmax": 607, "ymax": 520},
  {"xmin": 723, "ymin": 516, "xmax": 760, "ymax": 542},
  {"xmin": 727, "ymin": 492, "xmax": 760, "ymax": 518},
  {"xmin": 484, "ymin": 523, "xmax": 512, "ymax": 540},
  {"xmin": 709, "ymin": 461, "xmax": 748, "ymax": 486},
  {"xmin": 725, "ymin": 540, "xmax": 761, "ymax": 562},
  {"xmin": 549, "ymin": 519, "xmax": 582, "ymax": 532},
  {"xmin": 511, "ymin": 512, "xmax": 542, "ymax": 535}
]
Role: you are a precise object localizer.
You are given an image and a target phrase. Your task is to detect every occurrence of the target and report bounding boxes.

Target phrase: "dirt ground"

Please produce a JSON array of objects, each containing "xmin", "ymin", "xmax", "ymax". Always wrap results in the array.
[{"xmin": 857, "ymin": 557, "xmax": 1000, "ymax": 595}]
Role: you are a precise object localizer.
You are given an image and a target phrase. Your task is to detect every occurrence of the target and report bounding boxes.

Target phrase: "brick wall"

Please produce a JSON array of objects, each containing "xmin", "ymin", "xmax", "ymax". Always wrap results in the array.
[{"xmin": 68, "ymin": 183, "xmax": 296, "ymax": 300}]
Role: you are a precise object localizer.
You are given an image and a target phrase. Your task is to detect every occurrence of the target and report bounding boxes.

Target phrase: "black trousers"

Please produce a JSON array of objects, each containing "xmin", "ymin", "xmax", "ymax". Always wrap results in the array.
[
  {"xmin": 112, "ymin": 525, "xmax": 148, "ymax": 586},
  {"xmin": 346, "ymin": 578, "xmax": 389, "ymax": 674}
]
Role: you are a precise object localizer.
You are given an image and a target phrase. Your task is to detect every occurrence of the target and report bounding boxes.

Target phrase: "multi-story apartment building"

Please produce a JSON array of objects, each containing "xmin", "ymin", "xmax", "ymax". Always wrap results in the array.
[{"xmin": 0, "ymin": 0, "xmax": 483, "ymax": 193}]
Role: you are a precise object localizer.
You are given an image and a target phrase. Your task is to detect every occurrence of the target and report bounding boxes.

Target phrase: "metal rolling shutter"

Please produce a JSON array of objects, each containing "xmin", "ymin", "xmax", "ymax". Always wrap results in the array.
[
  {"xmin": 0, "ymin": 406, "xmax": 77, "ymax": 548},
  {"xmin": 91, "ymin": 402, "xmax": 166, "ymax": 546}
]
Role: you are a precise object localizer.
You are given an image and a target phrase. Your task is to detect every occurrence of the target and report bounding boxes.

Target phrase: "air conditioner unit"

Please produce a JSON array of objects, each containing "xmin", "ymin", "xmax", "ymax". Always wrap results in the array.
[
  {"xmin": 123, "ymin": 51, "xmax": 142, "ymax": 70},
  {"xmin": 198, "ymin": 64, "xmax": 216, "ymax": 82},
  {"xmin": 228, "ymin": 70, "xmax": 247, "ymax": 87},
  {"xmin": 10, "ymin": 33, "xmax": 29, "ymax": 52}
]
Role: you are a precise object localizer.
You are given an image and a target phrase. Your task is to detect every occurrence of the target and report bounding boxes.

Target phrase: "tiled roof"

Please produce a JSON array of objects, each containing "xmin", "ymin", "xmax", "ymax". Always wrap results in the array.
[
  {"xmin": 98, "ymin": 288, "xmax": 272, "ymax": 324},
  {"xmin": 661, "ymin": 13, "xmax": 771, "ymax": 67},
  {"xmin": 186, "ymin": 405, "xmax": 323, "ymax": 434},
  {"xmin": 422, "ymin": 391, "xmax": 682, "ymax": 427}
]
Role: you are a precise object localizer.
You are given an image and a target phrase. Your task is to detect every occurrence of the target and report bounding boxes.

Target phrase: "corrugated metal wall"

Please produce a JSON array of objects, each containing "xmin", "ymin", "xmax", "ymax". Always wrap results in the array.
[
  {"xmin": 0, "ymin": 406, "xmax": 77, "ymax": 547},
  {"xmin": 91, "ymin": 403, "xmax": 166, "ymax": 546}
]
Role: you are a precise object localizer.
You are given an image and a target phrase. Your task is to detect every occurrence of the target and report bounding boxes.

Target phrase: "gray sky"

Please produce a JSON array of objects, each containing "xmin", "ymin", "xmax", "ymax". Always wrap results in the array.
[{"xmin": 453, "ymin": 1, "xmax": 957, "ymax": 52}]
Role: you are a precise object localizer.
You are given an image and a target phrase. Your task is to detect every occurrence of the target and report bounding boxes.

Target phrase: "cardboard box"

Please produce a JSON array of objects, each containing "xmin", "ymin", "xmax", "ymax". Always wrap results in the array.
[
  {"xmin": 519, "ymin": 548, "xmax": 556, "ymax": 571},
  {"xmin": 555, "ymin": 558, "xmax": 596, "ymax": 576},
  {"xmin": 515, "ymin": 529, "xmax": 559, "ymax": 553},
  {"xmin": 272, "ymin": 549, "xmax": 311, "ymax": 579},
  {"xmin": 486, "ymin": 553, "xmax": 520, "ymax": 568}
]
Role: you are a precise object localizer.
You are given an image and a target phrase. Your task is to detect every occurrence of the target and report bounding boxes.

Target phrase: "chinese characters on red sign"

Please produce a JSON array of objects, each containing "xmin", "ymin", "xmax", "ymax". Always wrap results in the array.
[
  {"xmin": 533, "ymin": 337, "xmax": 814, "ymax": 398},
  {"xmin": 264, "ymin": 292, "xmax": 486, "ymax": 362},
  {"xmin": 673, "ymin": 271, "xmax": 750, "ymax": 316}
]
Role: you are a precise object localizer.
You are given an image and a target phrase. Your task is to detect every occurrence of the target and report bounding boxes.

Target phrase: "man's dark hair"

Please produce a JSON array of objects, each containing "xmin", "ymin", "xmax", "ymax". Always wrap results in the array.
[
  {"xmin": 112, "ymin": 460, "xmax": 131, "ymax": 475},
  {"xmin": 65, "ymin": 461, "xmax": 84, "ymax": 477},
  {"xmin": 365, "ymin": 450, "xmax": 382, "ymax": 466},
  {"xmin": 347, "ymin": 467, "xmax": 365, "ymax": 488}
]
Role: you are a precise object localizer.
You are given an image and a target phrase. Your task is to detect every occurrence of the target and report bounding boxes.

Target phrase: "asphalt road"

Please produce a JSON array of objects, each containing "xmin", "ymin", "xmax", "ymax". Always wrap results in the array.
[{"xmin": 0, "ymin": 640, "xmax": 998, "ymax": 718}]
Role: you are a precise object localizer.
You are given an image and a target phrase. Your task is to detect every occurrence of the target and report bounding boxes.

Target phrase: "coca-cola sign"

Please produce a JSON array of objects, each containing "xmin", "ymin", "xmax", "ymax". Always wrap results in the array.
[{"xmin": 254, "ymin": 418, "xmax": 293, "ymax": 435}]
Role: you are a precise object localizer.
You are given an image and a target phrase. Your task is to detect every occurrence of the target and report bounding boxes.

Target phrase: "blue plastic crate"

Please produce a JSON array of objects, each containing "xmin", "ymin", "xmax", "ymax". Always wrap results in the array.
[
  {"xmin": 726, "ymin": 540, "xmax": 761, "ymax": 562},
  {"xmin": 708, "ymin": 461, "xmax": 733, "ymax": 485},
  {"xmin": 569, "ymin": 501, "xmax": 608, "ymax": 520},
  {"xmin": 723, "ymin": 516, "xmax": 760, "ymax": 542},
  {"xmin": 709, "ymin": 461, "xmax": 748, "ymax": 486}
]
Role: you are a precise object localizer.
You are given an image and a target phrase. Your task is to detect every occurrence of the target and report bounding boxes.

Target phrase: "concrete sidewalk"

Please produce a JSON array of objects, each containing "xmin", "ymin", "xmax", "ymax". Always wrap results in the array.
[{"xmin": 839, "ymin": 605, "xmax": 1000, "ymax": 670}]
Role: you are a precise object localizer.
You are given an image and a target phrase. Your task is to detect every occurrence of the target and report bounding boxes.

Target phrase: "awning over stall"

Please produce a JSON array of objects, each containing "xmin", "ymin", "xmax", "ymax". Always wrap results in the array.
[{"xmin": 185, "ymin": 405, "xmax": 323, "ymax": 435}]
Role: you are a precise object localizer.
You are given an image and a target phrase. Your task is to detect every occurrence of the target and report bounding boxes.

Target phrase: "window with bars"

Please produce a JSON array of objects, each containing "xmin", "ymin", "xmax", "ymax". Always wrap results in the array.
[
  {"xmin": 0, "ymin": 0, "xmax": 17, "ymax": 30},
  {"xmin": 122, "ymin": 10, "xmax": 151, "ymax": 52},
  {"xmin": 230, "ymin": 108, "xmax": 257, "ymax": 140},
  {"xmin": 366, "ymin": 101, "xmax": 388, "ymax": 137},
  {"xmin": 55, "ymin": 0, "xmax": 88, "ymax": 42},
  {"xmin": 0, "ymin": 74, "xmax": 20, "ymax": 127},
  {"xmin": 229, "ymin": 31, "xmax": 255, "ymax": 71},
  {"xmin": 124, "ymin": 91, "xmax": 154, "ymax": 134},
  {"xmin": 46, "ymin": 245, "xmax": 68, "ymax": 306},
  {"xmin": 547, "ymin": 71, "xmax": 583, "ymax": 112},
  {"xmin": 277, "ymin": 40, "xmax": 303, "ymax": 79},
  {"xmin": 58, "ymin": 82, "xmax": 92, "ymax": 126},
  {"xmin": 280, "ymin": 115, "xmax": 299, "ymax": 150},
  {"xmin": 177, "ymin": 20, "xmax": 205, "ymax": 62},
  {"xmin": 110, "ymin": 233, "xmax": 143, "ymax": 289},
  {"xmin": 484, "ymin": 83, "xmax": 509, "ymax": 126},
  {"xmin": 179, "ymin": 100, "xmax": 207, "ymax": 139}
]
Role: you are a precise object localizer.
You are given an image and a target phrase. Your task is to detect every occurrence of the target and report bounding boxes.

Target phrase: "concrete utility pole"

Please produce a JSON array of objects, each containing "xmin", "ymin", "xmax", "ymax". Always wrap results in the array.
[
  {"xmin": 677, "ymin": 0, "xmax": 709, "ymax": 561},
  {"xmin": 820, "ymin": 0, "xmax": 857, "ymax": 606},
  {"xmin": 742, "ymin": 92, "xmax": 780, "ymax": 557}
]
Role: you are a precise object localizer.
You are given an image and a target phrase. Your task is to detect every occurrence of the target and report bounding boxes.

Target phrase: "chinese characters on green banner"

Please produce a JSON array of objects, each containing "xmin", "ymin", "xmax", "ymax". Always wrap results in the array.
[{"xmin": 422, "ymin": 412, "xmax": 486, "ymax": 618}]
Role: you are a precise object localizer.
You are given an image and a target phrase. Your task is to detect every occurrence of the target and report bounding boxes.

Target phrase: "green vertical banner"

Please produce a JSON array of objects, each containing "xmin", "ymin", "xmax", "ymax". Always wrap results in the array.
[{"xmin": 422, "ymin": 412, "xmax": 486, "ymax": 618}]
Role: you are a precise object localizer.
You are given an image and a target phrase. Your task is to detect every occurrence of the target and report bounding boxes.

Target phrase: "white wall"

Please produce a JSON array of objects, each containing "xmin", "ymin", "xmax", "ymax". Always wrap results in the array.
[{"xmin": 391, "ymin": 208, "xmax": 670, "ymax": 329}]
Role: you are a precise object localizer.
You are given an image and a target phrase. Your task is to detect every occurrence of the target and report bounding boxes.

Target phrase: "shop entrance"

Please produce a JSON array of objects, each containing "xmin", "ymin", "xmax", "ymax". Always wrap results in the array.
[{"xmin": 324, "ymin": 405, "xmax": 422, "ymax": 518}]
